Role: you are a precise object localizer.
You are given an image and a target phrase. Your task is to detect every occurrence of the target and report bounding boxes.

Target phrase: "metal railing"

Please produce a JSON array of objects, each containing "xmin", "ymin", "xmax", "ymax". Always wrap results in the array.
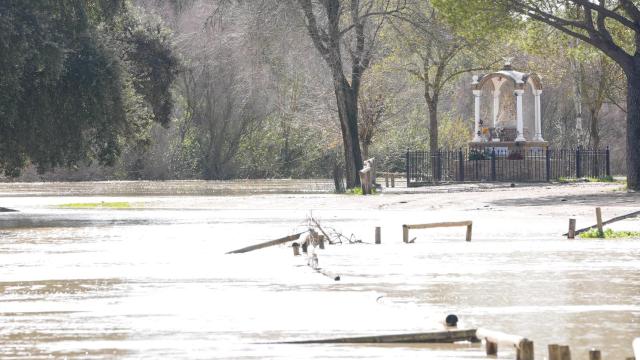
[{"xmin": 406, "ymin": 147, "xmax": 610, "ymax": 187}]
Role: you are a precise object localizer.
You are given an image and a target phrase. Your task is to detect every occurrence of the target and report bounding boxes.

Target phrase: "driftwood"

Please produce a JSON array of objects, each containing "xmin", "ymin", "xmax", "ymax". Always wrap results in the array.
[
  {"xmin": 315, "ymin": 267, "xmax": 340, "ymax": 281},
  {"xmin": 276, "ymin": 328, "xmax": 479, "ymax": 344},
  {"xmin": 563, "ymin": 209, "xmax": 640, "ymax": 236},
  {"xmin": 0, "ymin": 207, "xmax": 17, "ymax": 212},
  {"xmin": 226, "ymin": 232, "xmax": 304, "ymax": 254}
]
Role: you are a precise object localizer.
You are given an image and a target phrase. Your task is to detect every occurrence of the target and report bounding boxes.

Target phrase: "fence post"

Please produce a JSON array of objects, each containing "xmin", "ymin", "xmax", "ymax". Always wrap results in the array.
[
  {"xmin": 576, "ymin": 147, "xmax": 582, "ymax": 178},
  {"xmin": 546, "ymin": 148, "xmax": 551, "ymax": 182},
  {"xmin": 405, "ymin": 150, "xmax": 410, "ymax": 188},
  {"xmin": 490, "ymin": 149, "xmax": 496, "ymax": 181},
  {"xmin": 437, "ymin": 150, "xmax": 442, "ymax": 182},
  {"xmin": 458, "ymin": 149, "xmax": 465, "ymax": 182},
  {"xmin": 605, "ymin": 146, "xmax": 611, "ymax": 177}
]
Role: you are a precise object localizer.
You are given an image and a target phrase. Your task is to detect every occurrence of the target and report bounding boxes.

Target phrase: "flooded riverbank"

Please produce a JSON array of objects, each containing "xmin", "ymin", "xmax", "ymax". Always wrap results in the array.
[{"xmin": 0, "ymin": 181, "xmax": 638, "ymax": 359}]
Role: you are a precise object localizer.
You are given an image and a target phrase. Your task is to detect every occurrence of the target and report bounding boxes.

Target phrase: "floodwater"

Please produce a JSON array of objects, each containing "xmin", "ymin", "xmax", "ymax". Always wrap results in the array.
[{"xmin": 0, "ymin": 181, "xmax": 639, "ymax": 359}]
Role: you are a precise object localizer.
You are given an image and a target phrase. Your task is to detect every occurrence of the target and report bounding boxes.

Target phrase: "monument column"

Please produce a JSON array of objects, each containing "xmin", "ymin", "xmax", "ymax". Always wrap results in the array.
[
  {"xmin": 515, "ymin": 89, "xmax": 525, "ymax": 142},
  {"xmin": 533, "ymin": 90, "xmax": 544, "ymax": 141},
  {"xmin": 473, "ymin": 90, "xmax": 482, "ymax": 142},
  {"xmin": 492, "ymin": 90, "xmax": 500, "ymax": 128}
]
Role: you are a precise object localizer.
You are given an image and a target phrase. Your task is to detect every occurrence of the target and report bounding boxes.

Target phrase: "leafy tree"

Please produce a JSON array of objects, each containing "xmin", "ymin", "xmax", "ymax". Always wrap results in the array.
[
  {"xmin": 0, "ymin": 0, "xmax": 178, "ymax": 176},
  {"xmin": 433, "ymin": 0, "xmax": 640, "ymax": 189}
]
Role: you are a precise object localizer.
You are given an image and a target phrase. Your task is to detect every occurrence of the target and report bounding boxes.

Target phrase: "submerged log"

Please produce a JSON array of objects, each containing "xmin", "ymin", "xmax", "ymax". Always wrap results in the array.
[
  {"xmin": 277, "ymin": 329, "xmax": 479, "ymax": 344},
  {"xmin": 226, "ymin": 232, "xmax": 304, "ymax": 254}
]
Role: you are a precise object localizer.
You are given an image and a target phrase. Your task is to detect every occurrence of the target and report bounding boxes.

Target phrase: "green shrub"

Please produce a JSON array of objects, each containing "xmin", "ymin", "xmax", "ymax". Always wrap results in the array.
[{"xmin": 579, "ymin": 228, "xmax": 640, "ymax": 238}]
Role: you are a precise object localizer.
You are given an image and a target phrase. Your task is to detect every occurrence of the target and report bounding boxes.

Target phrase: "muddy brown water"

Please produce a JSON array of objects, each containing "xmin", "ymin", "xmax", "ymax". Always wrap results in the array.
[{"xmin": 0, "ymin": 181, "xmax": 638, "ymax": 359}]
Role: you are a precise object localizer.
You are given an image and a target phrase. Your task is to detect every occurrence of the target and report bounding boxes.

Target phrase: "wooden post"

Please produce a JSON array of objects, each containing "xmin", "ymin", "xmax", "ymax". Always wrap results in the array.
[
  {"xmin": 588, "ymin": 349, "xmax": 601, "ymax": 360},
  {"xmin": 391, "ymin": 174, "xmax": 395, "ymax": 188},
  {"xmin": 301, "ymin": 241, "xmax": 308, "ymax": 253},
  {"xmin": 465, "ymin": 223, "xmax": 472, "ymax": 242},
  {"xmin": 385, "ymin": 174, "xmax": 389, "ymax": 187},
  {"xmin": 485, "ymin": 340, "xmax": 497, "ymax": 356},
  {"xmin": 568, "ymin": 219, "xmax": 576, "ymax": 239},
  {"xmin": 558, "ymin": 345, "xmax": 571, "ymax": 360},
  {"xmin": 595, "ymin": 207, "xmax": 604, "ymax": 237},
  {"xmin": 403, "ymin": 225, "xmax": 409, "ymax": 243},
  {"xmin": 292, "ymin": 243, "xmax": 300, "ymax": 256},
  {"xmin": 518, "ymin": 339, "xmax": 534, "ymax": 360},
  {"xmin": 318, "ymin": 235, "xmax": 325, "ymax": 249},
  {"xmin": 375, "ymin": 226, "xmax": 381, "ymax": 244},
  {"xmin": 548, "ymin": 344, "xmax": 560, "ymax": 360}
]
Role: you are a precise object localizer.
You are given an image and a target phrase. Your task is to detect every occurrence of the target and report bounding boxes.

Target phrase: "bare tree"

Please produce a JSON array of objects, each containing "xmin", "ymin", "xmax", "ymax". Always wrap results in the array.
[{"xmin": 297, "ymin": 0, "xmax": 404, "ymax": 187}]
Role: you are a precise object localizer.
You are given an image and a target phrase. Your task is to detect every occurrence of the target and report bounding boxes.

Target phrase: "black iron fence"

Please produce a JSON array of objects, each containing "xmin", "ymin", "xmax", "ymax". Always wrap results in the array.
[{"xmin": 406, "ymin": 147, "xmax": 610, "ymax": 187}]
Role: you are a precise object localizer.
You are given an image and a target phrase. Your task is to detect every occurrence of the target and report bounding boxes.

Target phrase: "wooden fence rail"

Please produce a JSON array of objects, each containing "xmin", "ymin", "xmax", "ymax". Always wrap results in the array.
[{"xmin": 403, "ymin": 221, "xmax": 473, "ymax": 243}]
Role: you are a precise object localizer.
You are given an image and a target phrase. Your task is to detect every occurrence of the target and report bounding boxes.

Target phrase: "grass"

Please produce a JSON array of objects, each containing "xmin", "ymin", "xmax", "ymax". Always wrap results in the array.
[
  {"xmin": 58, "ymin": 201, "xmax": 132, "ymax": 209},
  {"xmin": 345, "ymin": 186, "xmax": 377, "ymax": 195},
  {"xmin": 579, "ymin": 227, "xmax": 640, "ymax": 239}
]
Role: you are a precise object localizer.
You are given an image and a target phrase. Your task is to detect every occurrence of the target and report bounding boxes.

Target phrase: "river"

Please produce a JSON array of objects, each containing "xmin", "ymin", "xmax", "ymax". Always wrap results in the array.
[{"xmin": 0, "ymin": 181, "xmax": 638, "ymax": 359}]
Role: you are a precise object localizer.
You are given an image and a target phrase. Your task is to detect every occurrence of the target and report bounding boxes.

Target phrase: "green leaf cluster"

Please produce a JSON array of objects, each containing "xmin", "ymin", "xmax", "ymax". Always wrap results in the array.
[{"xmin": 0, "ymin": 0, "xmax": 178, "ymax": 176}]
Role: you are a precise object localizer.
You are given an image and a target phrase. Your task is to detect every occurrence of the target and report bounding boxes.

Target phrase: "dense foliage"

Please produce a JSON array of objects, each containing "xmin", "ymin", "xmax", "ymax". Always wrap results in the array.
[
  {"xmin": 1, "ymin": 0, "xmax": 634, "ymax": 185},
  {"xmin": 0, "ymin": 0, "xmax": 178, "ymax": 176}
]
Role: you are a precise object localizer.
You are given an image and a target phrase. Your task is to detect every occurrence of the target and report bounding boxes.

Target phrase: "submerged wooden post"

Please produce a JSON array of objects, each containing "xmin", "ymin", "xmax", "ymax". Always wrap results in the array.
[
  {"xmin": 548, "ymin": 344, "xmax": 560, "ymax": 360},
  {"xmin": 375, "ymin": 226, "xmax": 381, "ymax": 244},
  {"xmin": 385, "ymin": 175, "xmax": 389, "ymax": 187},
  {"xmin": 518, "ymin": 339, "xmax": 534, "ymax": 360},
  {"xmin": 596, "ymin": 207, "xmax": 604, "ymax": 237},
  {"xmin": 292, "ymin": 243, "xmax": 300, "ymax": 256},
  {"xmin": 568, "ymin": 219, "xmax": 576, "ymax": 239},
  {"xmin": 402, "ymin": 225, "xmax": 409, "ymax": 243},
  {"xmin": 485, "ymin": 340, "xmax": 498, "ymax": 356},
  {"xmin": 318, "ymin": 235, "xmax": 325, "ymax": 249},
  {"xmin": 558, "ymin": 345, "xmax": 571, "ymax": 360},
  {"xmin": 391, "ymin": 174, "xmax": 395, "ymax": 187},
  {"xmin": 588, "ymin": 349, "xmax": 601, "ymax": 360},
  {"xmin": 465, "ymin": 223, "xmax": 472, "ymax": 242}
]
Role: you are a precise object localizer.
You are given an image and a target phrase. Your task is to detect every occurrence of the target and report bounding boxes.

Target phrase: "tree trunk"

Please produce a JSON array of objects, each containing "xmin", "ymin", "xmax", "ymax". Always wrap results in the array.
[
  {"xmin": 589, "ymin": 108, "xmax": 600, "ymax": 150},
  {"xmin": 626, "ymin": 68, "xmax": 640, "ymax": 190},
  {"xmin": 334, "ymin": 77, "xmax": 363, "ymax": 188},
  {"xmin": 427, "ymin": 101, "xmax": 439, "ymax": 181}
]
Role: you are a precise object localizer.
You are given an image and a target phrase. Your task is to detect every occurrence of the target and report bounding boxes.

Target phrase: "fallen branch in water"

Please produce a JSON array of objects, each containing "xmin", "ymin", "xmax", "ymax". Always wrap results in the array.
[{"xmin": 226, "ymin": 232, "xmax": 306, "ymax": 254}]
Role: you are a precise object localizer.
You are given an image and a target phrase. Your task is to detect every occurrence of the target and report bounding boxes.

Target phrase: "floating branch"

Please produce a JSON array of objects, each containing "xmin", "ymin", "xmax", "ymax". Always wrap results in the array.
[
  {"xmin": 226, "ymin": 232, "xmax": 305, "ymax": 254},
  {"xmin": 275, "ymin": 329, "xmax": 479, "ymax": 344}
]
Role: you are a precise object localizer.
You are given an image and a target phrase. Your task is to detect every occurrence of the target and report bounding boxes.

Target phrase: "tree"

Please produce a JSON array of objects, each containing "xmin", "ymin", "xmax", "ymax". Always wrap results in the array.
[
  {"xmin": 387, "ymin": 2, "xmax": 495, "ymax": 173},
  {"xmin": 433, "ymin": 0, "xmax": 640, "ymax": 189},
  {"xmin": 0, "ymin": 0, "xmax": 178, "ymax": 176},
  {"xmin": 174, "ymin": 2, "xmax": 269, "ymax": 180},
  {"xmin": 296, "ymin": 0, "xmax": 403, "ymax": 187}
]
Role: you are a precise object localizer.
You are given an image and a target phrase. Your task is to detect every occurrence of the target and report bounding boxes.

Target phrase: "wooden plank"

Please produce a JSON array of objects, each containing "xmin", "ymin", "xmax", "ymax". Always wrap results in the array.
[
  {"xmin": 476, "ymin": 328, "xmax": 525, "ymax": 349},
  {"xmin": 277, "ymin": 329, "xmax": 480, "ymax": 344},
  {"xmin": 518, "ymin": 339, "xmax": 534, "ymax": 360},
  {"xmin": 548, "ymin": 344, "xmax": 560, "ymax": 360},
  {"xmin": 406, "ymin": 221, "xmax": 472, "ymax": 230},
  {"xmin": 564, "ymin": 209, "xmax": 640, "ymax": 236},
  {"xmin": 226, "ymin": 232, "xmax": 304, "ymax": 254}
]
